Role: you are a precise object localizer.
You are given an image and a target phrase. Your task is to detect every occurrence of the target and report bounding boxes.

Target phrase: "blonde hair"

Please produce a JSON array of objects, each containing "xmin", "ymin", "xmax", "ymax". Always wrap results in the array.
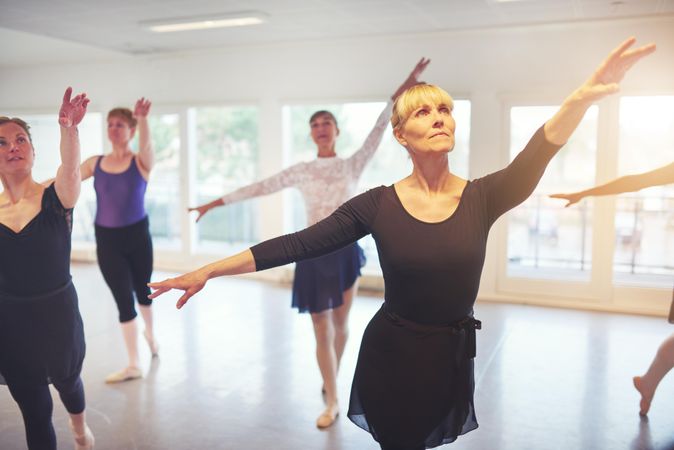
[
  {"xmin": 391, "ymin": 84, "xmax": 454, "ymax": 131},
  {"xmin": 107, "ymin": 108, "xmax": 137, "ymax": 128}
]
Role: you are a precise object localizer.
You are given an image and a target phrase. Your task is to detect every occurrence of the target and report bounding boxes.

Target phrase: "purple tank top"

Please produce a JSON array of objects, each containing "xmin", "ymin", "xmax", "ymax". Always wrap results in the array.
[{"xmin": 93, "ymin": 156, "xmax": 148, "ymax": 228}]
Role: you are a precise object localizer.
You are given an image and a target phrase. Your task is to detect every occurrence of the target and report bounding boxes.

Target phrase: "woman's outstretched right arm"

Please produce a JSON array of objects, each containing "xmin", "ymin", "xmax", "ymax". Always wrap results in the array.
[
  {"xmin": 188, "ymin": 164, "xmax": 305, "ymax": 222},
  {"xmin": 148, "ymin": 249, "xmax": 256, "ymax": 309},
  {"xmin": 551, "ymin": 161, "xmax": 674, "ymax": 207}
]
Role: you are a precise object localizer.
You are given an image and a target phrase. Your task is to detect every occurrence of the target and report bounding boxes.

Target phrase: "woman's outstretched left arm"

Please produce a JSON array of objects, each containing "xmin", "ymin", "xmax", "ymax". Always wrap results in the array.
[{"xmin": 545, "ymin": 37, "xmax": 655, "ymax": 145}]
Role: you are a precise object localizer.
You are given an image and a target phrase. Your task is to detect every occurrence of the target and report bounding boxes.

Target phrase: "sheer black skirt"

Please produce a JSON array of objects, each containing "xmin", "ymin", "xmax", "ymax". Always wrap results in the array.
[
  {"xmin": 348, "ymin": 305, "xmax": 479, "ymax": 449},
  {"xmin": 0, "ymin": 281, "xmax": 85, "ymax": 386}
]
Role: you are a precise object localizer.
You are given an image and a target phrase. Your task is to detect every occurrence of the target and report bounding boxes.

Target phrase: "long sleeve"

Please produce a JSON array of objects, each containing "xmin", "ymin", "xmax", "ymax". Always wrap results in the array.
[
  {"xmin": 220, "ymin": 163, "xmax": 308, "ymax": 205},
  {"xmin": 481, "ymin": 125, "xmax": 564, "ymax": 224},
  {"xmin": 250, "ymin": 187, "xmax": 383, "ymax": 270},
  {"xmin": 345, "ymin": 101, "xmax": 394, "ymax": 178}
]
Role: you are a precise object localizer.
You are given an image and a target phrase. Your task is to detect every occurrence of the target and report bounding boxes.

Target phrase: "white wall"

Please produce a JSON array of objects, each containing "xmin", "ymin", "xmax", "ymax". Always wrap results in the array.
[{"xmin": 2, "ymin": 16, "xmax": 673, "ymax": 315}]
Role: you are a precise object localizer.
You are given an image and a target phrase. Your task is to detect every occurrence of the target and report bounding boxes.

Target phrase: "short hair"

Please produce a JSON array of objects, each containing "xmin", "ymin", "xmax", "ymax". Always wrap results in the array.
[
  {"xmin": 391, "ymin": 84, "xmax": 454, "ymax": 131},
  {"xmin": 107, "ymin": 107, "xmax": 137, "ymax": 128},
  {"xmin": 309, "ymin": 110, "xmax": 338, "ymax": 128},
  {"xmin": 0, "ymin": 116, "xmax": 32, "ymax": 142}
]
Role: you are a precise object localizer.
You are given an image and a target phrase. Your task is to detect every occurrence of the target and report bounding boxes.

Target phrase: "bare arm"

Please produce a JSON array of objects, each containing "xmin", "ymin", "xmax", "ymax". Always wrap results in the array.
[
  {"xmin": 134, "ymin": 98, "xmax": 154, "ymax": 173},
  {"xmin": 79, "ymin": 155, "xmax": 99, "ymax": 181},
  {"xmin": 54, "ymin": 87, "xmax": 89, "ymax": 209},
  {"xmin": 544, "ymin": 37, "xmax": 656, "ymax": 145},
  {"xmin": 148, "ymin": 249, "xmax": 255, "ymax": 309},
  {"xmin": 551, "ymin": 161, "xmax": 674, "ymax": 207}
]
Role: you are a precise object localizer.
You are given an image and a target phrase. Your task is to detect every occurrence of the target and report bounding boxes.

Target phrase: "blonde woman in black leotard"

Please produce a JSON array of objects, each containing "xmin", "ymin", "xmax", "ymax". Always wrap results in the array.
[{"xmin": 149, "ymin": 38, "xmax": 655, "ymax": 449}]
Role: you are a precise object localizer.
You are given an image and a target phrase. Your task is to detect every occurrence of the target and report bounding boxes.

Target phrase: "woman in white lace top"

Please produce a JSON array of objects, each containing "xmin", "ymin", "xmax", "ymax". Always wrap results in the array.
[{"xmin": 188, "ymin": 59, "xmax": 429, "ymax": 428}]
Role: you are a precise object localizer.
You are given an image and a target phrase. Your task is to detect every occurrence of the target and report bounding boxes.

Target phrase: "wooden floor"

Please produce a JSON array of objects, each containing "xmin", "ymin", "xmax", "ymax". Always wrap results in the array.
[{"xmin": 1, "ymin": 263, "xmax": 673, "ymax": 450}]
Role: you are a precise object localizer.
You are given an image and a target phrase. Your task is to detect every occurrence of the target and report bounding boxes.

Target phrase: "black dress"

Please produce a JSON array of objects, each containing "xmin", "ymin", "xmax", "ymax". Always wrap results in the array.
[
  {"xmin": 0, "ymin": 184, "xmax": 85, "ymax": 386},
  {"xmin": 251, "ymin": 126, "xmax": 562, "ymax": 448}
]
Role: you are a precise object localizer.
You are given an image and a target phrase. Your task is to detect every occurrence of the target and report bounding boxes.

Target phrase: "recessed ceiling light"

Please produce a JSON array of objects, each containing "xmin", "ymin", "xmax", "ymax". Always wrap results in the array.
[{"xmin": 141, "ymin": 12, "xmax": 267, "ymax": 33}]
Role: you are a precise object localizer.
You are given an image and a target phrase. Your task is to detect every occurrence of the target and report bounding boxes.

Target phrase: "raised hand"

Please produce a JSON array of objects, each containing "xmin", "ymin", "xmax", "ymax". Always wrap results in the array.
[
  {"xmin": 58, "ymin": 87, "xmax": 90, "ymax": 128},
  {"xmin": 393, "ymin": 57, "xmax": 431, "ymax": 100},
  {"xmin": 575, "ymin": 37, "xmax": 656, "ymax": 104},
  {"xmin": 549, "ymin": 192, "xmax": 584, "ymax": 208},
  {"xmin": 148, "ymin": 270, "xmax": 209, "ymax": 309},
  {"xmin": 134, "ymin": 97, "xmax": 152, "ymax": 118}
]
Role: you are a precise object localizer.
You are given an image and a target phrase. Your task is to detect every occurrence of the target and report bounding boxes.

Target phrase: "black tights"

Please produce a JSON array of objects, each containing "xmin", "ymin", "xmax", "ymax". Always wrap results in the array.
[
  {"xmin": 7, "ymin": 374, "xmax": 85, "ymax": 450},
  {"xmin": 95, "ymin": 217, "xmax": 153, "ymax": 323}
]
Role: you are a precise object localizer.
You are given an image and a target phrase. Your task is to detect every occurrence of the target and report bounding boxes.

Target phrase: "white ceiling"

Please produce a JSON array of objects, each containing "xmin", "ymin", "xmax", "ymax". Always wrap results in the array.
[{"xmin": 2, "ymin": 0, "xmax": 673, "ymax": 66}]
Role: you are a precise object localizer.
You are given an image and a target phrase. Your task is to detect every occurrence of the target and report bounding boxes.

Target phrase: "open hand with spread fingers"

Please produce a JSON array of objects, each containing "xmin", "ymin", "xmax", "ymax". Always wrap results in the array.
[
  {"xmin": 148, "ymin": 270, "xmax": 209, "ymax": 309},
  {"xmin": 573, "ymin": 37, "xmax": 656, "ymax": 104},
  {"xmin": 134, "ymin": 97, "xmax": 152, "ymax": 118},
  {"xmin": 58, "ymin": 87, "xmax": 90, "ymax": 128}
]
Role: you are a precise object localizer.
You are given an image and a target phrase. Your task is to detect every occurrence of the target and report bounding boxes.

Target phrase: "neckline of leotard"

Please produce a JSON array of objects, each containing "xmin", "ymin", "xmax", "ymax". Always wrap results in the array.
[
  {"xmin": 96, "ymin": 154, "xmax": 137, "ymax": 175},
  {"xmin": 389, "ymin": 181, "xmax": 471, "ymax": 225},
  {"xmin": 0, "ymin": 185, "xmax": 49, "ymax": 235}
]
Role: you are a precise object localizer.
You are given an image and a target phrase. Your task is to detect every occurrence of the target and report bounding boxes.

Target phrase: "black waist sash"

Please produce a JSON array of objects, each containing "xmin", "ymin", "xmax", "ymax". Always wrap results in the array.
[{"xmin": 383, "ymin": 303, "xmax": 481, "ymax": 363}]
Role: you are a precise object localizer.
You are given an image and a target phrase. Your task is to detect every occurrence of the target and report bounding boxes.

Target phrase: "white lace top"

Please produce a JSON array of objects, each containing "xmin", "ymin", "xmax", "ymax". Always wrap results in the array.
[{"xmin": 220, "ymin": 102, "xmax": 393, "ymax": 225}]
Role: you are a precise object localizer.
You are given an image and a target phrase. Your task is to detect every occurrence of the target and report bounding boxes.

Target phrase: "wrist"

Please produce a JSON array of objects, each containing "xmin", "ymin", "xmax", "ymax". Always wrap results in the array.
[
  {"xmin": 60, "ymin": 126, "xmax": 79, "ymax": 135},
  {"xmin": 564, "ymin": 88, "xmax": 595, "ymax": 108}
]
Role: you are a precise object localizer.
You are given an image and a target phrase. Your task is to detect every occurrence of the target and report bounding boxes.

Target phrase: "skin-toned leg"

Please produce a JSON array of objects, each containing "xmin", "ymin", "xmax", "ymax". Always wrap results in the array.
[
  {"xmin": 633, "ymin": 333, "xmax": 674, "ymax": 415},
  {"xmin": 68, "ymin": 411, "xmax": 94, "ymax": 450},
  {"xmin": 311, "ymin": 311, "xmax": 339, "ymax": 427},
  {"xmin": 139, "ymin": 304, "xmax": 159, "ymax": 356},
  {"xmin": 121, "ymin": 319, "xmax": 140, "ymax": 368},
  {"xmin": 332, "ymin": 280, "xmax": 358, "ymax": 372},
  {"xmin": 105, "ymin": 319, "xmax": 142, "ymax": 383}
]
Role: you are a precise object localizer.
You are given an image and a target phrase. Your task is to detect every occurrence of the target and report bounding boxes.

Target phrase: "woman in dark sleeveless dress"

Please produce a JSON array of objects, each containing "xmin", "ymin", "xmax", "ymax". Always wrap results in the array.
[
  {"xmin": 80, "ymin": 99, "xmax": 158, "ymax": 383},
  {"xmin": 149, "ymin": 38, "xmax": 655, "ymax": 449},
  {"xmin": 551, "ymin": 160, "xmax": 674, "ymax": 416},
  {"xmin": 0, "ymin": 88, "xmax": 94, "ymax": 449}
]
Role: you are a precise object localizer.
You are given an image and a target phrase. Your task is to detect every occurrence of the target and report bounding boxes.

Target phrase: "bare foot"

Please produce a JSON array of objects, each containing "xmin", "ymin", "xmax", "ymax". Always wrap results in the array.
[
  {"xmin": 316, "ymin": 403, "xmax": 339, "ymax": 429},
  {"xmin": 633, "ymin": 376, "xmax": 654, "ymax": 416},
  {"xmin": 70, "ymin": 420, "xmax": 95, "ymax": 450}
]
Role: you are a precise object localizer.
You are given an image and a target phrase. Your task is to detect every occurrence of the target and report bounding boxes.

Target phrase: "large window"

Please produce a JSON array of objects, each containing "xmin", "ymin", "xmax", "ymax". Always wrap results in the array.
[
  {"xmin": 145, "ymin": 113, "xmax": 181, "ymax": 249},
  {"xmin": 282, "ymin": 100, "xmax": 471, "ymax": 272},
  {"xmin": 193, "ymin": 106, "xmax": 259, "ymax": 252},
  {"xmin": 507, "ymin": 106, "xmax": 598, "ymax": 279},
  {"xmin": 19, "ymin": 113, "xmax": 103, "ymax": 243},
  {"xmin": 614, "ymin": 96, "xmax": 674, "ymax": 283}
]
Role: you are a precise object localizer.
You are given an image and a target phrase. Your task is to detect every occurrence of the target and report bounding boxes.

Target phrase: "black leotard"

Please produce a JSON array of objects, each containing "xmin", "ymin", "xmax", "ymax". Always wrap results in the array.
[
  {"xmin": 0, "ymin": 184, "xmax": 85, "ymax": 386},
  {"xmin": 251, "ymin": 126, "xmax": 562, "ymax": 448}
]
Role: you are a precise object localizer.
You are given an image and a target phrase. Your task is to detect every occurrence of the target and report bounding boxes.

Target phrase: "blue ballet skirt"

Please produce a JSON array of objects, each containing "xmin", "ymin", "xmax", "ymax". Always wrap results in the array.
[{"xmin": 291, "ymin": 242, "xmax": 366, "ymax": 313}]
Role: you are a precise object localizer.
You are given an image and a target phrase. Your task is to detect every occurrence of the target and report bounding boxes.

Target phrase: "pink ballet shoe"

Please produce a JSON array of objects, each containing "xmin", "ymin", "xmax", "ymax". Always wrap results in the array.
[
  {"xmin": 105, "ymin": 366, "xmax": 142, "ymax": 383},
  {"xmin": 316, "ymin": 405, "xmax": 339, "ymax": 429}
]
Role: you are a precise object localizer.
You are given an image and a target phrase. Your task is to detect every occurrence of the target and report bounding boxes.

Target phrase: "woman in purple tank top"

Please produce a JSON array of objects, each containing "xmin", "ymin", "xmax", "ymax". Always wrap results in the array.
[{"xmin": 80, "ymin": 98, "xmax": 158, "ymax": 383}]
